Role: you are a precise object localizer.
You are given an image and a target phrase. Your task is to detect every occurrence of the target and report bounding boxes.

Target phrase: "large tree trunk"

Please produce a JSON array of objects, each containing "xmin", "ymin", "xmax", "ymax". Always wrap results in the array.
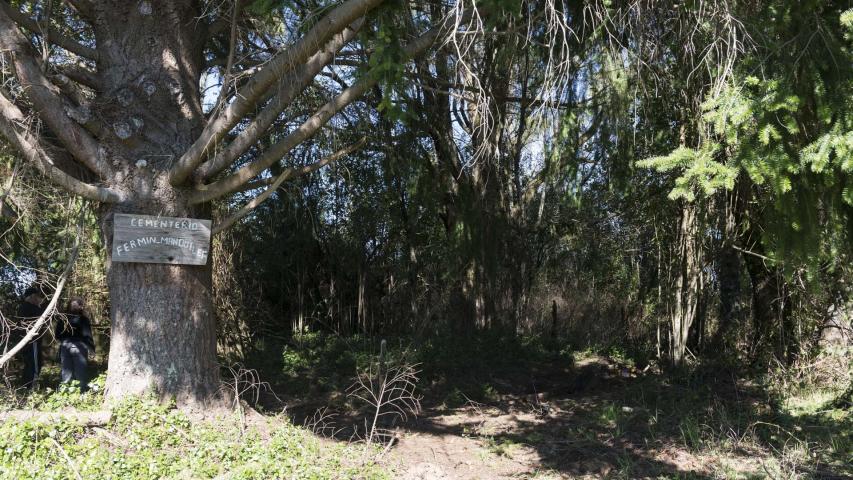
[
  {"xmin": 100, "ymin": 199, "xmax": 222, "ymax": 407},
  {"xmin": 91, "ymin": 1, "xmax": 218, "ymax": 406},
  {"xmin": 103, "ymin": 238, "xmax": 220, "ymax": 405}
]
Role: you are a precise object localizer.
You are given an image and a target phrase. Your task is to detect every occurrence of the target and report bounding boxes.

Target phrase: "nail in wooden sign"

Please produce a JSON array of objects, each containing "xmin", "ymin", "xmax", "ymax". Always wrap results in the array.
[{"xmin": 112, "ymin": 213, "xmax": 211, "ymax": 265}]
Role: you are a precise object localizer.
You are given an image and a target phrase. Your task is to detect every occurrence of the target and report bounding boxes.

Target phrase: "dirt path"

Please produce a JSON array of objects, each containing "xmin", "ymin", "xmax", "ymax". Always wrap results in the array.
[
  {"xmin": 383, "ymin": 357, "xmax": 766, "ymax": 479},
  {"xmin": 270, "ymin": 354, "xmax": 847, "ymax": 479},
  {"xmin": 389, "ymin": 408, "xmax": 553, "ymax": 479}
]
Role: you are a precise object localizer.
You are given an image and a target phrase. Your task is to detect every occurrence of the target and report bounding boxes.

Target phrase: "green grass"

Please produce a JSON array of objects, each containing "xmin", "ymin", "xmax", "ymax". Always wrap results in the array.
[{"xmin": 0, "ymin": 388, "xmax": 389, "ymax": 480}]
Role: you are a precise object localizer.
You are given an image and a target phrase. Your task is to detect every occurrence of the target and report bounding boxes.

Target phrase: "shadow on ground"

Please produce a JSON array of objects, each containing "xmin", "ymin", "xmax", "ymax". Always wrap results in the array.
[{"xmin": 246, "ymin": 338, "xmax": 851, "ymax": 479}]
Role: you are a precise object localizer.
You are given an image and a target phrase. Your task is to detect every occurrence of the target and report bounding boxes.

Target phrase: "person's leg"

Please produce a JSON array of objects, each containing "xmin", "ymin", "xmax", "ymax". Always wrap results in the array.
[
  {"xmin": 60, "ymin": 341, "xmax": 74, "ymax": 384},
  {"xmin": 33, "ymin": 341, "xmax": 41, "ymax": 388},
  {"xmin": 20, "ymin": 343, "xmax": 35, "ymax": 389},
  {"xmin": 71, "ymin": 341, "xmax": 90, "ymax": 392}
]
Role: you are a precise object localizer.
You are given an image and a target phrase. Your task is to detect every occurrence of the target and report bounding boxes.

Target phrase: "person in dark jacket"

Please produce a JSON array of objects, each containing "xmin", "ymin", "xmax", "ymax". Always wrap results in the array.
[
  {"xmin": 56, "ymin": 297, "xmax": 95, "ymax": 392},
  {"xmin": 15, "ymin": 286, "xmax": 46, "ymax": 389}
]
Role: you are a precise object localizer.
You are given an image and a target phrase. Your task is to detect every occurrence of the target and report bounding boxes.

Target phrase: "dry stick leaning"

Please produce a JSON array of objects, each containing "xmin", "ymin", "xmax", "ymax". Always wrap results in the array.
[
  {"xmin": 0, "ymin": 215, "xmax": 81, "ymax": 369},
  {"xmin": 49, "ymin": 437, "xmax": 84, "ymax": 480}
]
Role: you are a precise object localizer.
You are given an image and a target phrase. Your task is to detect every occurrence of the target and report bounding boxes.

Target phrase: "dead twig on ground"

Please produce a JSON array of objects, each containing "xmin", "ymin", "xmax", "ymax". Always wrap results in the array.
[
  {"xmin": 49, "ymin": 437, "xmax": 84, "ymax": 480},
  {"xmin": 303, "ymin": 407, "xmax": 343, "ymax": 438}
]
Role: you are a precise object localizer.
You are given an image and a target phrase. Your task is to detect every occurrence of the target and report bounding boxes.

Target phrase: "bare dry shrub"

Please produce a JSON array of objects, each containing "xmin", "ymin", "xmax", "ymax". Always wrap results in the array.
[
  {"xmin": 346, "ymin": 347, "xmax": 421, "ymax": 449},
  {"xmin": 220, "ymin": 364, "xmax": 281, "ymax": 432}
]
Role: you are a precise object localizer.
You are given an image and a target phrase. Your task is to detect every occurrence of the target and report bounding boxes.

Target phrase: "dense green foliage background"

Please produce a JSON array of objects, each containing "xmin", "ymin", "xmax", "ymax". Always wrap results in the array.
[{"xmin": 0, "ymin": 0, "xmax": 851, "ymax": 477}]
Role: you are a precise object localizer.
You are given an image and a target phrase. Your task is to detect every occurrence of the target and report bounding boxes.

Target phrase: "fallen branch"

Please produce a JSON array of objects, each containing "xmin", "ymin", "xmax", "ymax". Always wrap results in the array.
[{"xmin": 0, "ymin": 409, "xmax": 112, "ymax": 427}]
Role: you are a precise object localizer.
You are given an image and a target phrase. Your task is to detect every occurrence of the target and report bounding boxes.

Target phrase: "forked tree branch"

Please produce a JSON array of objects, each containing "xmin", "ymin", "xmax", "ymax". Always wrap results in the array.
[
  {"xmin": 198, "ymin": 19, "xmax": 364, "ymax": 180},
  {"xmin": 0, "ymin": 7, "xmax": 109, "ymax": 178},
  {"xmin": 0, "ymin": 2, "xmax": 98, "ymax": 60},
  {"xmin": 0, "ymin": 90, "xmax": 121, "ymax": 203},
  {"xmin": 169, "ymin": 0, "xmax": 386, "ymax": 186},
  {"xmin": 189, "ymin": 22, "xmax": 446, "ymax": 204},
  {"xmin": 212, "ymin": 137, "xmax": 366, "ymax": 234}
]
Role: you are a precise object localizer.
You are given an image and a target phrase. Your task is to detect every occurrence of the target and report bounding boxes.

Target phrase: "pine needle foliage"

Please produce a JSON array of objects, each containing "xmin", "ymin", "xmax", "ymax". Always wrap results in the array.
[{"xmin": 639, "ymin": 2, "xmax": 853, "ymax": 269}]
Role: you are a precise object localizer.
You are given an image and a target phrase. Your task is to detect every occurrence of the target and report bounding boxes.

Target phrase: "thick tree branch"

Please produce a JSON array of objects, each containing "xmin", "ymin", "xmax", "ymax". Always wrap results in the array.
[
  {"xmin": 198, "ymin": 19, "xmax": 363, "ymax": 180},
  {"xmin": 189, "ymin": 23, "xmax": 445, "ymax": 204},
  {"xmin": 232, "ymin": 177, "xmax": 275, "ymax": 192},
  {"xmin": 51, "ymin": 70, "xmax": 89, "ymax": 106},
  {"xmin": 54, "ymin": 63, "xmax": 101, "ymax": 91},
  {"xmin": 0, "ymin": 159, "xmax": 20, "ymax": 220},
  {"xmin": 191, "ymin": 83, "xmax": 372, "ymax": 203},
  {"xmin": 0, "ymin": 90, "xmax": 121, "ymax": 203},
  {"xmin": 51, "ymin": 73, "xmax": 107, "ymax": 138},
  {"xmin": 0, "ymin": 8, "xmax": 109, "ymax": 177},
  {"xmin": 0, "ymin": 2, "xmax": 98, "ymax": 60},
  {"xmin": 212, "ymin": 138, "xmax": 366, "ymax": 234},
  {"xmin": 169, "ymin": 0, "xmax": 385, "ymax": 186}
]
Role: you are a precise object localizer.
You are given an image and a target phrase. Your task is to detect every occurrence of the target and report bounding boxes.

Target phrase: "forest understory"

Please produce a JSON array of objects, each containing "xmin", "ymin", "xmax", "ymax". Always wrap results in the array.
[
  {"xmin": 1, "ymin": 0, "xmax": 853, "ymax": 478},
  {"xmin": 2, "ymin": 334, "xmax": 850, "ymax": 480}
]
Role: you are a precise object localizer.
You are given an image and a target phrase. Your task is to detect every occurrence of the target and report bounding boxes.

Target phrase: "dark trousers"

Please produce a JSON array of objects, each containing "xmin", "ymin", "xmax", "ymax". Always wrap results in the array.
[
  {"xmin": 19, "ymin": 342, "xmax": 41, "ymax": 389},
  {"xmin": 60, "ymin": 339, "xmax": 89, "ymax": 392}
]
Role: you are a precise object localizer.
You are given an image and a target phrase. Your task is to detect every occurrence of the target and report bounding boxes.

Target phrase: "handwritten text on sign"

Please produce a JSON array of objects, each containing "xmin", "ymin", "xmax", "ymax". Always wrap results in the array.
[{"xmin": 112, "ymin": 214, "xmax": 211, "ymax": 265}]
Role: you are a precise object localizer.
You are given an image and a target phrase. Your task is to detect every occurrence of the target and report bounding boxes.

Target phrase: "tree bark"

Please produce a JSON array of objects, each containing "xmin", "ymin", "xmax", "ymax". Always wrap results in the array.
[
  {"xmin": 74, "ymin": 1, "xmax": 226, "ymax": 407},
  {"xmin": 712, "ymin": 177, "xmax": 748, "ymax": 353}
]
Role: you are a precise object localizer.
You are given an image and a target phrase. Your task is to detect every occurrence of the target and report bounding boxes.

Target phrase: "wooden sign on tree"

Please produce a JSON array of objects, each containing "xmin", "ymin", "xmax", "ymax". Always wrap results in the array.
[{"xmin": 112, "ymin": 214, "xmax": 211, "ymax": 265}]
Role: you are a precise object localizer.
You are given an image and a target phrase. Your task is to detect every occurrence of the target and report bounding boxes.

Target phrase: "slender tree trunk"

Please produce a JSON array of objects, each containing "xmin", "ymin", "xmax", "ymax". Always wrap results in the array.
[
  {"xmin": 715, "ymin": 243, "xmax": 741, "ymax": 349},
  {"xmin": 743, "ymin": 253, "xmax": 794, "ymax": 364},
  {"xmin": 671, "ymin": 202, "xmax": 701, "ymax": 366},
  {"xmin": 713, "ymin": 178, "xmax": 747, "ymax": 353},
  {"xmin": 737, "ymin": 182, "xmax": 796, "ymax": 365},
  {"xmin": 357, "ymin": 266, "xmax": 366, "ymax": 334}
]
